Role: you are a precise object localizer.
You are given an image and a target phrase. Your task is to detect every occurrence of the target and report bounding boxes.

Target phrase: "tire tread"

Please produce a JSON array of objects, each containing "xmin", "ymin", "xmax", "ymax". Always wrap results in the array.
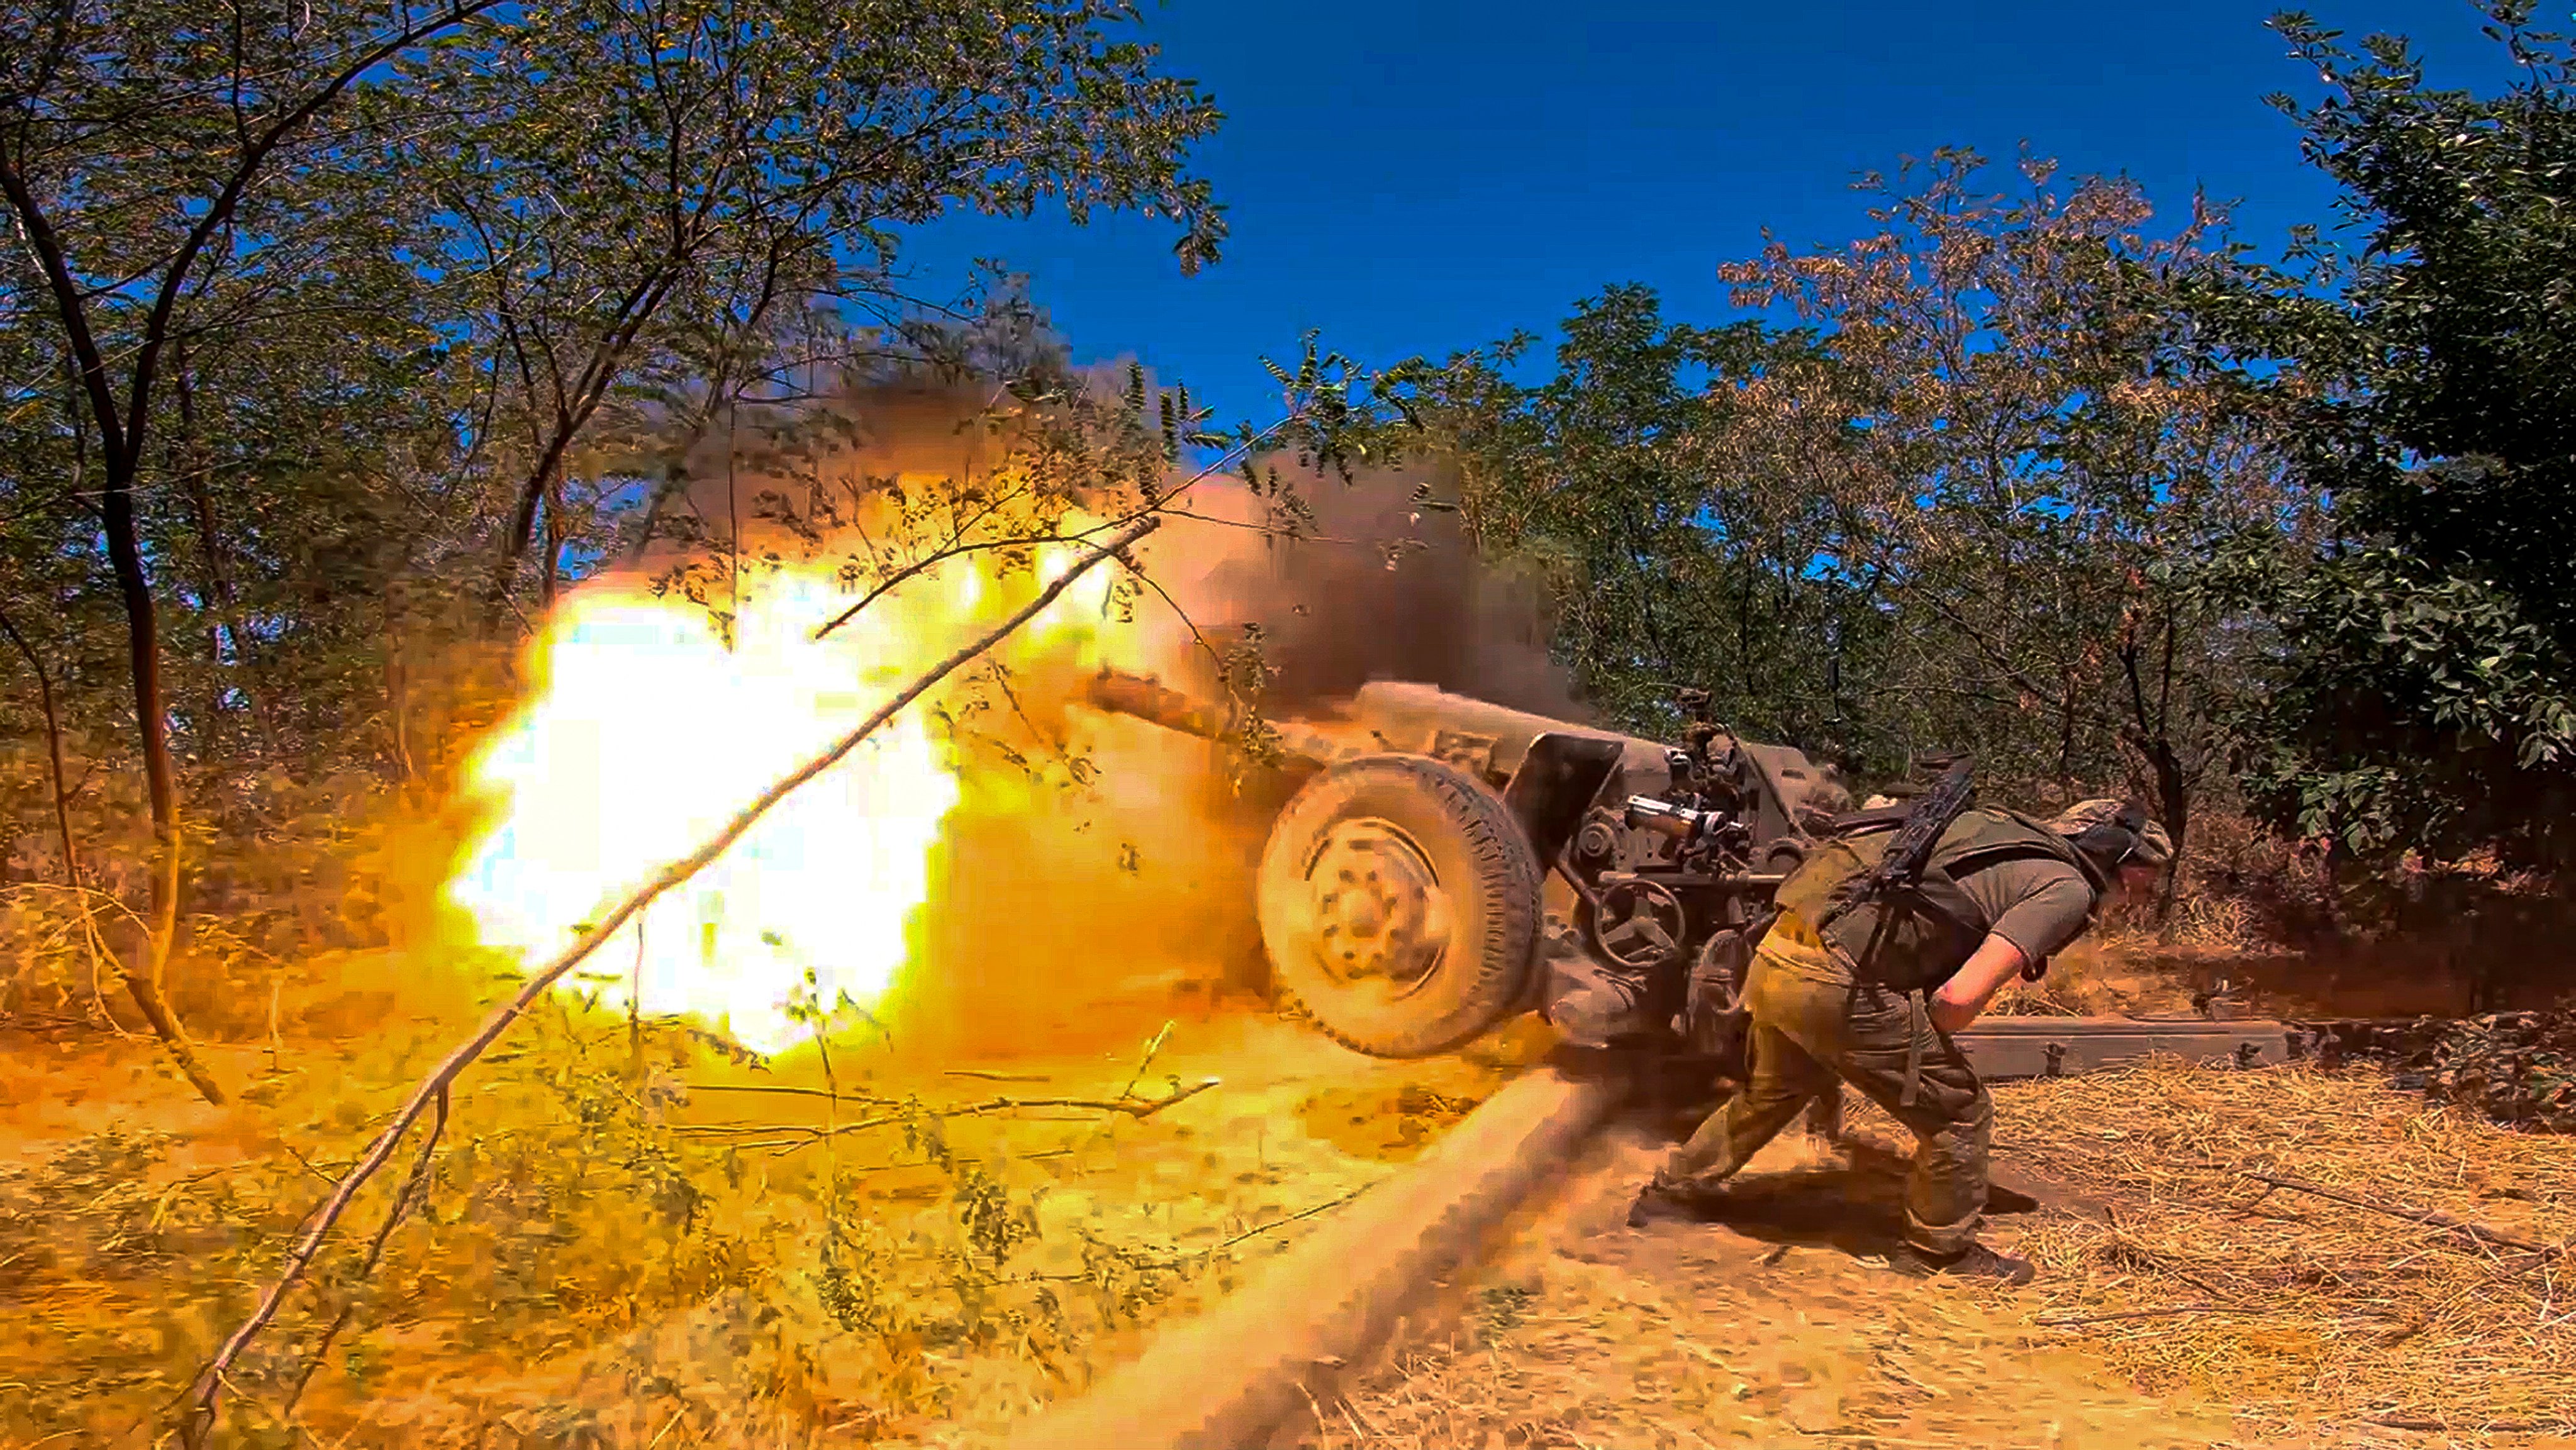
[{"xmin": 1256, "ymin": 754, "xmax": 1542, "ymax": 1058}]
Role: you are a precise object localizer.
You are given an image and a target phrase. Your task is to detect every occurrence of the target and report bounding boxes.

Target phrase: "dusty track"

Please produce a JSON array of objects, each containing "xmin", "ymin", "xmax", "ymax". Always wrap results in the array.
[
  {"xmin": 978, "ymin": 1039, "xmax": 2241, "ymax": 1449},
  {"xmin": 1266, "ymin": 1073, "xmax": 2576, "ymax": 1450},
  {"xmin": 1275, "ymin": 1118, "xmax": 2237, "ymax": 1449},
  {"xmin": 978, "ymin": 1013, "xmax": 2295, "ymax": 1450},
  {"xmin": 1001, "ymin": 1063, "xmax": 1630, "ymax": 1450}
]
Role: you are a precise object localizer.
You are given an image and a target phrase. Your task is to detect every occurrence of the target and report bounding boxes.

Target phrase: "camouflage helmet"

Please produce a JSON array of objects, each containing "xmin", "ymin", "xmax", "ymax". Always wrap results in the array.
[{"xmin": 2046, "ymin": 798, "xmax": 2173, "ymax": 870}]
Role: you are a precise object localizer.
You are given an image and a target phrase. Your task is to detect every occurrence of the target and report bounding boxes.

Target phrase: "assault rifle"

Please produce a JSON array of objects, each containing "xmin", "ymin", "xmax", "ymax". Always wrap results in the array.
[{"xmin": 1815, "ymin": 753, "xmax": 1978, "ymax": 966}]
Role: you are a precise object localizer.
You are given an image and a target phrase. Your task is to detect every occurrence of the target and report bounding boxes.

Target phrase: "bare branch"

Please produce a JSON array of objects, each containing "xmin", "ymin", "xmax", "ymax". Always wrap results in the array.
[
  {"xmin": 179, "ymin": 513, "xmax": 1162, "ymax": 1442},
  {"xmin": 673, "ymin": 1078, "xmax": 1224, "ymax": 1156}
]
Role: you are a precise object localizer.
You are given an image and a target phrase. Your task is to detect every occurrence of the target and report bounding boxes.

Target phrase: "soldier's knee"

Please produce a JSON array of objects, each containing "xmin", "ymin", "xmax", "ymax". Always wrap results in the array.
[{"xmin": 1923, "ymin": 1092, "xmax": 1991, "ymax": 1159}]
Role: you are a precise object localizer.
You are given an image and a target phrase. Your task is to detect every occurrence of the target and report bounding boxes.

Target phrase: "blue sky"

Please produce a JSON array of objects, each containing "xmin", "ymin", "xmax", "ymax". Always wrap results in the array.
[{"xmin": 893, "ymin": 1, "xmax": 2524, "ymax": 430}]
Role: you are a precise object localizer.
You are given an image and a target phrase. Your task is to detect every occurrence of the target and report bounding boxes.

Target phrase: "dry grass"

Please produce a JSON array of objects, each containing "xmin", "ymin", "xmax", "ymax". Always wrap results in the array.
[
  {"xmin": 19, "ymin": 938, "xmax": 2576, "ymax": 1450},
  {"xmin": 1271, "ymin": 1061, "xmax": 2576, "ymax": 1450},
  {"xmin": 1291, "ymin": 1280, "xmax": 2229, "ymax": 1449},
  {"xmin": 1281, "ymin": 1130, "xmax": 2237, "ymax": 1450},
  {"xmin": 0, "ymin": 1001, "xmax": 1497, "ymax": 1449},
  {"xmin": 1992, "ymin": 1061, "xmax": 2576, "ymax": 1444}
]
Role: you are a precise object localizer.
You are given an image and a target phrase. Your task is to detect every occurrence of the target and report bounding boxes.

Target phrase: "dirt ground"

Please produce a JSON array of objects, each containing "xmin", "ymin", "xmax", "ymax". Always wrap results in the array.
[
  {"xmin": 13, "ymin": 973, "xmax": 2576, "ymax": 1450},
  {"xmin": 0, "ymin": 992, "xmax": 1541, "ymax": 1449},
  {"xmin": 1272, "ymin": 1118, "xmax": 2230, "ymax": 1450},
  {"xmin": 1279, "ymin": 1071, "xmax": 2576, "ymax": 1450}
]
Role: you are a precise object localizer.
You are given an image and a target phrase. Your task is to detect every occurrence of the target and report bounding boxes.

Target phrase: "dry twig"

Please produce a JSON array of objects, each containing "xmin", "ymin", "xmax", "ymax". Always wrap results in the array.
[
  {"xmin": 1213, "ymin": 1185, "xmax": 1371, "ymax": 1254},
  {"xmin": 283, "ymin": 1088, "xmax": 451, "ymax": 1417},
  {"xmin": 174, "ymin": 513, "xmax": 1161, "ymax": 1446},
  {"xmin": 2032, "ymin": 1303, "xmax": 2269, "ymax": 1327},
  {"xmin": 2363, "ymin": 1415, "xmax": 2573, "ymax": 1434},
  {"xmin": 2243, "ymin": 1171, "xmax": 2558, "ymax": 1258},
  {"xmin": 672, "ymin": 1076, "xmax": 1223, "ymax": 1155}
]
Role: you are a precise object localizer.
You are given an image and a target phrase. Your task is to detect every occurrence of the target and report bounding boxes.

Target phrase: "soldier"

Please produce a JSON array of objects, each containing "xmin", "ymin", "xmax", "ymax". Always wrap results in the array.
[{"xmin": 1629, "ymin": 798, "xmax": 2173, "ymax": 1285}]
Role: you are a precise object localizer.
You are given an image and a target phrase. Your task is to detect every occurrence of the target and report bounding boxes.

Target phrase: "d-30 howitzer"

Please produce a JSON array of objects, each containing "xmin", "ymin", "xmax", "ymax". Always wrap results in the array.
[{"xmin": 1079, "ymin": 666, "xmax": 1845, "ymax": 1061}]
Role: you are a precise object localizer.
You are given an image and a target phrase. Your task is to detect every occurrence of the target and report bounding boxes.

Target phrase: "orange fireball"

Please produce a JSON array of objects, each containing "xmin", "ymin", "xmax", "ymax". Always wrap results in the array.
[{"xmin": 443, "ymin": 539, "xmax": 1119, "ymax": 1054}]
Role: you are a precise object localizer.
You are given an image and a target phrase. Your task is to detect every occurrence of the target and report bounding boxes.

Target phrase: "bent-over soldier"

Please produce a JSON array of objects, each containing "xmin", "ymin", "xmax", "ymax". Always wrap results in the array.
[{"xmin": 1632, "ymin": 798, "xmax": 2172, "ymax": 1285}]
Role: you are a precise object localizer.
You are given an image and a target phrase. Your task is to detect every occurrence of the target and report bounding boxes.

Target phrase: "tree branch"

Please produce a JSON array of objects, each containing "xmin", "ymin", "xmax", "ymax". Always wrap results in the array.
[
  {"xmin": 674, "ymin": 1078, "xmax": 1224, "ymax": 1156},
  {"xmin": 128, "ymin": 0, "xmax": 511, "ymax": 474},
  {"xmin": 177, "ymin": 512, "xmax": 1159, "ymax": 1442}
]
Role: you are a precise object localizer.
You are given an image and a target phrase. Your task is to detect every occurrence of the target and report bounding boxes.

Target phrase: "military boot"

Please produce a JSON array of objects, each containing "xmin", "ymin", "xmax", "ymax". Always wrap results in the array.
[
  {"xmin": 1625, "ymin": 1174, "xmax": 1731, "ymax": 1228},
  {"xmin": 1887, "ymin": 1241, "xmax": 2035, "ymax": 1286}
]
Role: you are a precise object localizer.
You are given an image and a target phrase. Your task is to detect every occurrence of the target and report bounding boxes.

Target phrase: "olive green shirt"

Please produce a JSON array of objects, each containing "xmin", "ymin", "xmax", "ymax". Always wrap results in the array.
[{"xmin": 1958, "ymin": 855, "xmax": 2095, "ymax": 966}]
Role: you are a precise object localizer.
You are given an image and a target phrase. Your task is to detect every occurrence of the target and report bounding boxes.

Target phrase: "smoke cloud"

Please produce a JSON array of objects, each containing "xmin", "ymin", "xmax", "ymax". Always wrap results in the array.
[
  {"xmin": 564, "ymin": 369, "xmax": 1580, "ymax": 1058},
  {"xmin": 1151, "ymin": 462, "xmax": 1586, "ymax": 721}
]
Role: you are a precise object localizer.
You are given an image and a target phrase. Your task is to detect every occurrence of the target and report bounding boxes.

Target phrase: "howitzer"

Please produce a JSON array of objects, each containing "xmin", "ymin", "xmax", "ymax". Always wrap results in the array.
[{"xmin": 1079, "ymin": 665, "xmax": 1846, "ymax": 1064}]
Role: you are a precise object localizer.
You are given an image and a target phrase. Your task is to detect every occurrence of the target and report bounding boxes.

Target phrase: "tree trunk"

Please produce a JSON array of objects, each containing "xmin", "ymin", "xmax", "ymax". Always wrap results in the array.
[
  {"xmin": 493, "ymin": 447, "xmax": 566, "ymax": 618},
  {"xmin": 176, "ymin": 353, "xmax": 285, "ymax": 761},
  {"xmin": 2145, "ymin": 736, "xmax": 2190, "ymax": 925},
  {"xmin": 2055, "ymin": 681, "xmax": 2080, "ymax": 800},
  {"xmin": 99, "ymin": 455, "xmax": 227, "ymax": 1107},
  {"xmin": 0, "ymin": 607, "xmax": 86, "ymax": 893},
  {"xmin": 387, "ymin": 642, "xmax": 415, "ymax": 786},
  {"xmin": 539, "ymin": 477, "xmax": 566, "ymax": 610},
  {"xmin": 0, "ymin": 606, "xmax": 125, "ymax": 1021}
]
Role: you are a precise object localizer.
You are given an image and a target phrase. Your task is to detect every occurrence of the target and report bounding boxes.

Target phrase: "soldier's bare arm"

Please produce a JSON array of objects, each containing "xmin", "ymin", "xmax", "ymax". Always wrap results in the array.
[{"xmin": 1927, "ymin": 932, "xmax": 2029, "ymax": 1034}]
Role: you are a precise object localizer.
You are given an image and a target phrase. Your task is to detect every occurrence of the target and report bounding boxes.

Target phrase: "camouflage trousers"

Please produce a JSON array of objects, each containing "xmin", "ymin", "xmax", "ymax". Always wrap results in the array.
[{"xmin": 1658, "ymin": 913, "xmax": 1993, "ymax": 1255}]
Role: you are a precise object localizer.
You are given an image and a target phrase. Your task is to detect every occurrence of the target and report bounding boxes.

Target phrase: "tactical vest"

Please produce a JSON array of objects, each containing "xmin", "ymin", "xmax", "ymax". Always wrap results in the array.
[{"xmin": 1771, "ymin": 806, "xmax": 2107, "ymax": 993}]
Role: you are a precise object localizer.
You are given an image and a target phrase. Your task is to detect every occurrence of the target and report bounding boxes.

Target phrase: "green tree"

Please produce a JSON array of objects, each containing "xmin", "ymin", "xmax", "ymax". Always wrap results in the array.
[
  {"xmin": 399, "ymin": 0, "xmax": 1226, "ymax": 607},
  {"xmin": 1714, "ymin": 152, "xmax": 2301, "ymax": 883},
  {"xmin": 1397, "ymin": 287, "xmax": 1896, "ymax": 759},
  {"xmin": 1402, "ymin": 159, "xmax": 2299, "ymax": 887},
  {"xmin": 2200, "ymin": 4, "xmax": 2576, "ymax": 871},
  {"xmin": 0, "ymin": 0, "xmax": 1224, "ymax": 1096}
]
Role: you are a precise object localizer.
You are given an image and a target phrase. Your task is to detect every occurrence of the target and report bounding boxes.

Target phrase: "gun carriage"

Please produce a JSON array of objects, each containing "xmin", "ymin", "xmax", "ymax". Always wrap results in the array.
[{"xmin": 1080, "ymin": 667, "xmax": 1852, "ymax": 1062}]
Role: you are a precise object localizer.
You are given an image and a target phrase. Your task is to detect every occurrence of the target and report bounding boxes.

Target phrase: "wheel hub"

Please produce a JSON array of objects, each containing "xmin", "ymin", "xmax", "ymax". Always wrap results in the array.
[{"xmin": 1304, "ymin": 818, "xmax": 1452, "ymax": 991}]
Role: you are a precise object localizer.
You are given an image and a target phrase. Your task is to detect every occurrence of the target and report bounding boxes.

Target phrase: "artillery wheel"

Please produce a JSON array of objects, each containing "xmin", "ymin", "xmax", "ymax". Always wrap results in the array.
[{"xmin": 1256, "ymin": 754, "xmax": 1544, "ymax": 1058}]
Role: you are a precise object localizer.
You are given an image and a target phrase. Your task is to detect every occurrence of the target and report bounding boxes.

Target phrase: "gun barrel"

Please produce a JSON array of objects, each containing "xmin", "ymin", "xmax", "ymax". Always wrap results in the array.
[
  {"xmin": 1082, "ymin": 666, "xmax": 1350, "ymax": 768},
  {"xmin": 1084, "ymin": 667, "xmax": 1230, "ymax": 742}
]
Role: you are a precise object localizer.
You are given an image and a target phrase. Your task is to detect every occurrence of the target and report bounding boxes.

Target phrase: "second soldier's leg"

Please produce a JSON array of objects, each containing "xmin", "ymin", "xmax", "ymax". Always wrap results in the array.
[{"xmin": 1825, "ymin": 987, "xmax": 1995, "ymax": 1256}]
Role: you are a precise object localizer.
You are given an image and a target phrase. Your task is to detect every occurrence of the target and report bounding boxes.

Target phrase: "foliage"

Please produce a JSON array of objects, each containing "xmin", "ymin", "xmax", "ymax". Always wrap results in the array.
[
  {"xmin": 0, "ymin": 0, "xmax": 1227, "ymax": 1062},
  {"xmin": 2191, "ymin": 3, "xmax": 2576, "ymax": 871},
  {"xmin": 1709, "ymin": 152, "xmax": 2303, "ymax": 860},
  {"xmin": 0, "ymin": 1008, "xmax": 1390, "ymax": 1447},
  {"xmin": 2428, "ymin": 1012, "xmax": 2576, "ymax": 1132},
  {"xmin": 2219, "ymin": 544, "xmax": 2576, "ymax": 867},
  {"xmin": 1391, "ymin": 289, "xmax": 1895, "ymax": 759},
  {"xmin": 1400, "ymin": 156, "xmax": 2302, "ymax": 894}
]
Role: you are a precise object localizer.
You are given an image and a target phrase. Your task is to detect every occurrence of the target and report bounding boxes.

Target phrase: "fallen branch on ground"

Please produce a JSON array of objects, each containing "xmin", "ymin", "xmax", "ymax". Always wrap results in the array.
[
  {"xmin": 1012, "ymin": 1183, "xmax": 1376, "ymax": 1286},
  {"xmin": 679, "ymin": 1081, "xmax": 906, "ymax": 1107},
  {"xmin": 2033, "ymin": 1303, "xmax": 2274, "ymax": 1327},
  {"xmin": 1083, "ymin": 1018, "xmax": 1178, "ymax": 1152},
  {"xmin": 2363, "ymin": 1415, "xmax": 2573, "ymax": 1434},
  {"xmin": 1208, "ymin": 1184, "xmax": 1370, "ymax": 1253},
  {"xmin": 673, "ymin": 1078, "xmax": 1224, "ymax": 1155},
  {"xmin": 175, "ymin": 513, "xmax": 1161, "ymax": 1447},
  {"xmin": 2242, "ymin": 1172, "xmax": 2559, "ymax": 1257}
]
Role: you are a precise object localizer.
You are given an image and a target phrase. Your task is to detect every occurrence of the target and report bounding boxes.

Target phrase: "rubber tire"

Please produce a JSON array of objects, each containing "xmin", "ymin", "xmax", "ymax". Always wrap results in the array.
[{"xmin": 1256, "ymin": 754, "xmax": 1545, "ymax": 1058}]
